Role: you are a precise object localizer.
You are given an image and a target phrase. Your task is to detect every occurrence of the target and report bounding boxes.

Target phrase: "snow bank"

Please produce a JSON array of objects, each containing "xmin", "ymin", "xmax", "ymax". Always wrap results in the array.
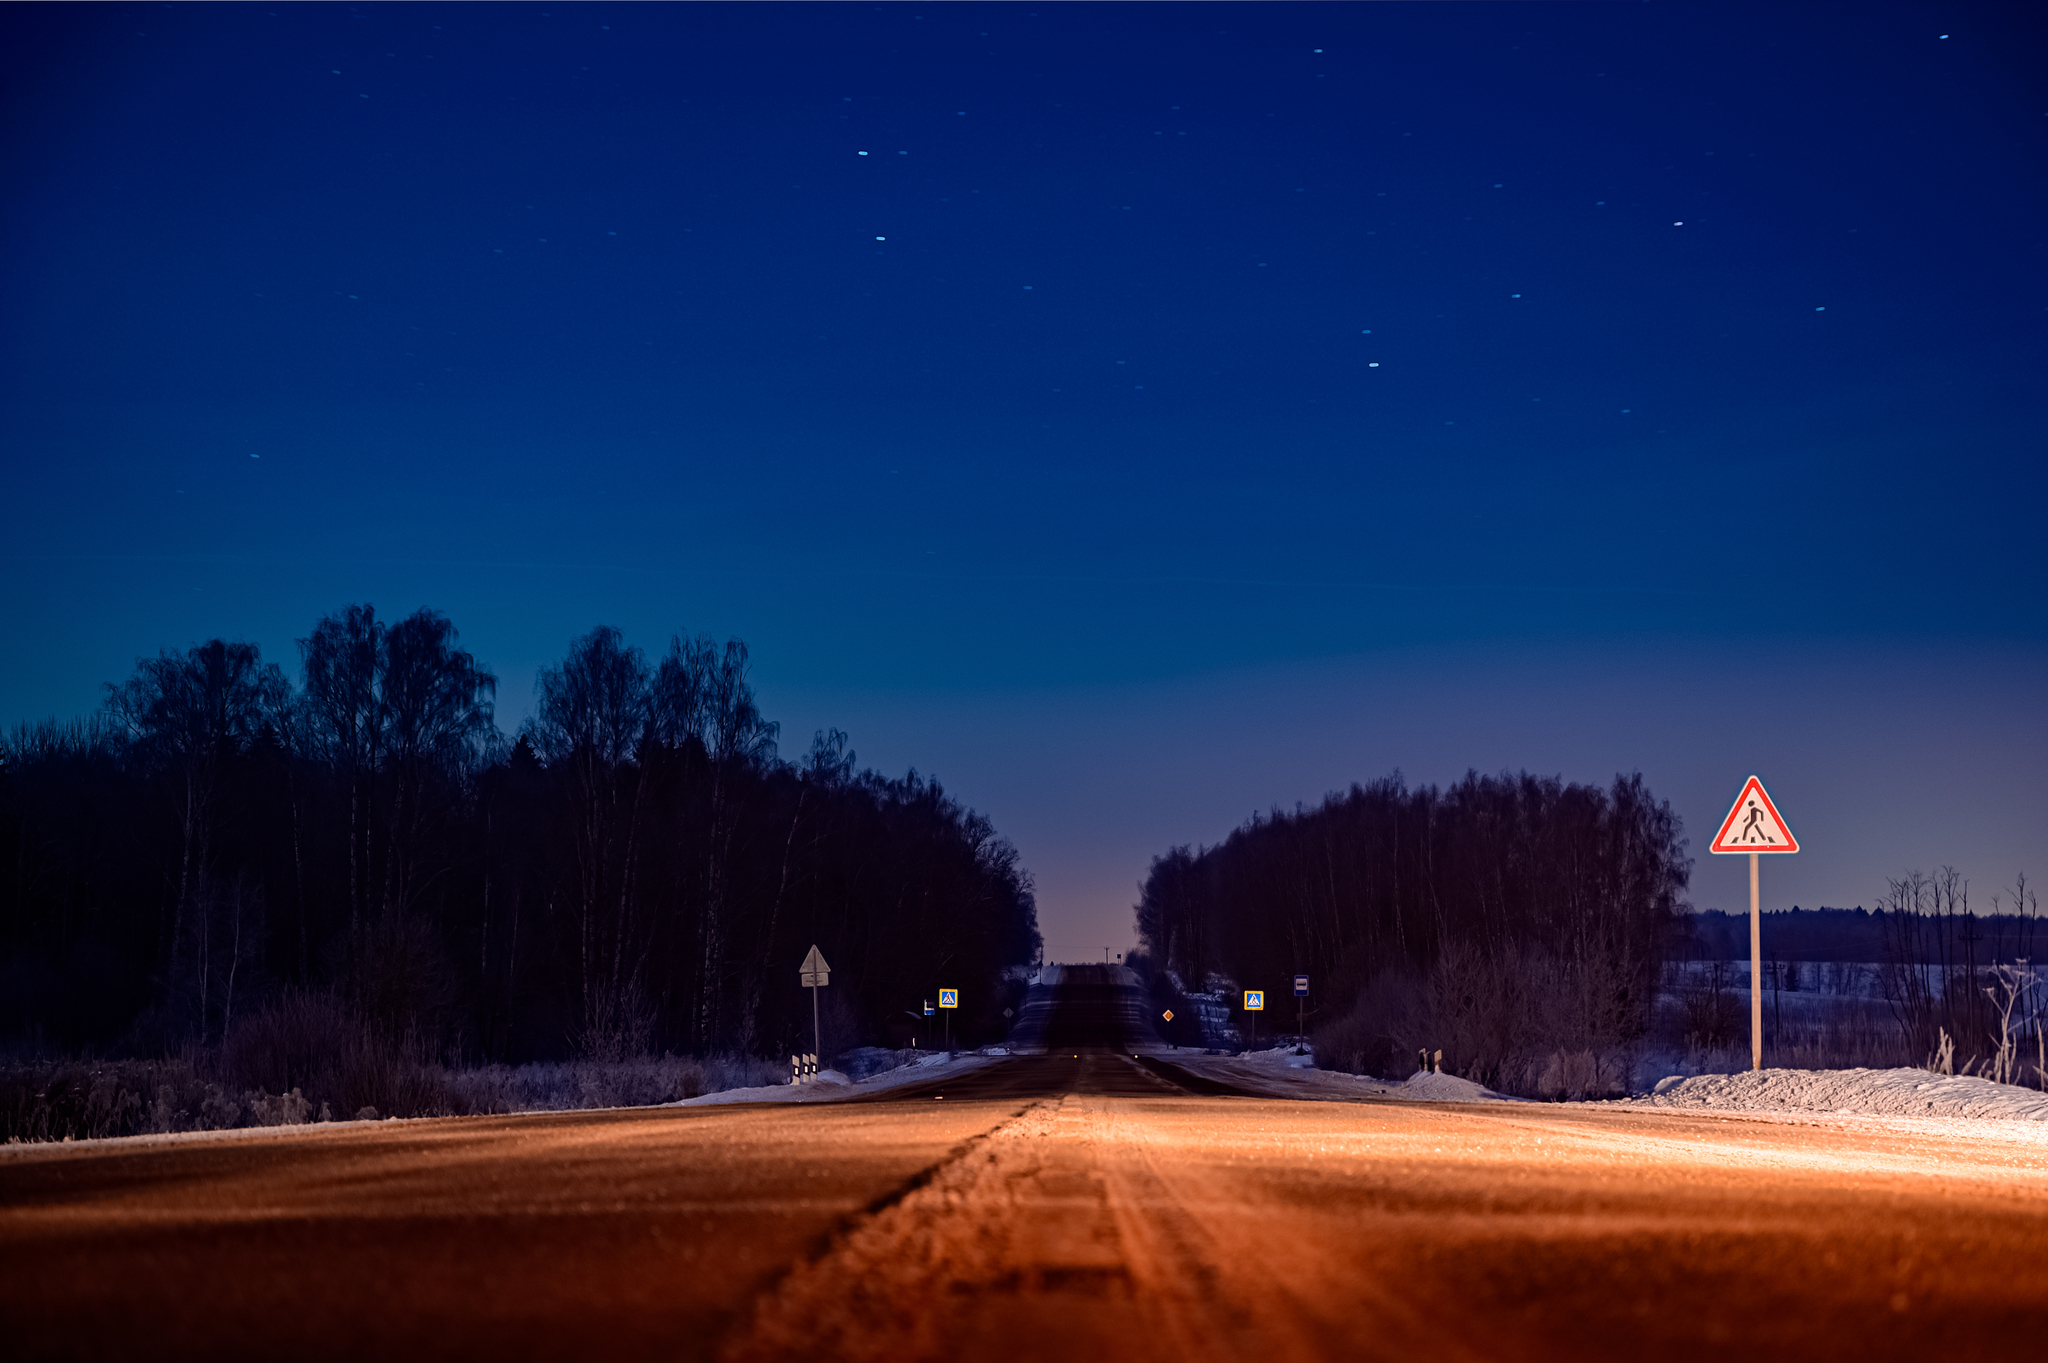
[
  {"xmin": 1154, "ymin": 1046, "xmax": 1518, "ymax": 1104},
  {"xmin": 1232, "ymin": 1046, "xmax": 1320, "ymax": 1071},
  {"xmin": 1639, "ymin": 1067, "xmax": 2048, "ymax": 1121},
  {"xmin": 1209, "ymin": 1051, "xmax": 2048, "ymax": 1118},
  {"xmin": 1397, "ymin": 1070, "xmax": 1505, "ymax": 1103},
  {"xmin": 674, "ymin": 1050, "xmax": 992, "ymax": 1107}
]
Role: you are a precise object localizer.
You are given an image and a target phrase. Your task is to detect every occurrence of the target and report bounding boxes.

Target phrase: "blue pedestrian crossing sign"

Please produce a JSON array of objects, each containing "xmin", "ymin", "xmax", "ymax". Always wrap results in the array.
[
  {"xmin": 1294, "ymin": 975, "xmax": 1309, "ymax": 996},
  {"xmin": 938, "ymin": 989, "xmax": 959, "ymax": 1009},
  {"xmin": 1243, "ymin": 990, "xmax": 1264, "ymax": 1011}
]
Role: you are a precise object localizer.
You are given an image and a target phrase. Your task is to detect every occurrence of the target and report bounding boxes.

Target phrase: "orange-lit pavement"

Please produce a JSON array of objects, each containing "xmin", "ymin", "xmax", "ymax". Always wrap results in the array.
[{"xmin": 5, "ymin": 1051, "xmax": 2047, "ymax": 1361}]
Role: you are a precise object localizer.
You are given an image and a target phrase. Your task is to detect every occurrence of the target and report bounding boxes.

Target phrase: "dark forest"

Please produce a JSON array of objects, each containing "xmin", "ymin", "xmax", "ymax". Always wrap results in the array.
[
  {"xmin": 1, "ymin": 608, "xmax": 1041, "ymax": 1072},
  {"xmin": 1134, "ymin": 772, "xmax": 1692, "ymax": 1093}
]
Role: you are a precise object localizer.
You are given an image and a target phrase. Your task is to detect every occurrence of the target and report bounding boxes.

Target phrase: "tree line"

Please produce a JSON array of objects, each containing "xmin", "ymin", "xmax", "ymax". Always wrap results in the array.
[
  {"xmin": 1, "ymin": 609, "xmax": 1040, "ymax": 1064},
  {"xmin": 1134, "ymin": 772, "xmax": 1690, "ymax": 1095},
  {"xmin": 1677, "ymin": 903, "xmax": 2038, "ymax": 965}
]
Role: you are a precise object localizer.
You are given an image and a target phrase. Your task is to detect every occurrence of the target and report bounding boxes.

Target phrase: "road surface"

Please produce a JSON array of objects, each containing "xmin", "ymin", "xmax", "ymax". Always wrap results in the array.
[{"xmin": 5, "ymin": 967, "xmax": 2046, "ymax": 1360}]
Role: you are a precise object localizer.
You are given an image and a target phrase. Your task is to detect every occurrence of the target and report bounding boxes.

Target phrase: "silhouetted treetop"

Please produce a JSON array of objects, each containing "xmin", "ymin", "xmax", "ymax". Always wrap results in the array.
[{"xmin": 1, "ymin": 612, "xmax": 1037, "ymax": 1061}]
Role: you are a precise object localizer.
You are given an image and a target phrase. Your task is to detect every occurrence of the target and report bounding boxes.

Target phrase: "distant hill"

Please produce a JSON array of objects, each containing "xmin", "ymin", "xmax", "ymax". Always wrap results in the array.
[{"xmin": 1678, "ymin": 907, "xmax": 2040, "ymax": 963}]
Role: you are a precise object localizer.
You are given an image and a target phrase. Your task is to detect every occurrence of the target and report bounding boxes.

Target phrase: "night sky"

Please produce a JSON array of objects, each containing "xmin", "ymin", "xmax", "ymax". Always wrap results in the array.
[{"xmin": 4, "ymin": 2, "xmax": 2044, "ymax": 960}]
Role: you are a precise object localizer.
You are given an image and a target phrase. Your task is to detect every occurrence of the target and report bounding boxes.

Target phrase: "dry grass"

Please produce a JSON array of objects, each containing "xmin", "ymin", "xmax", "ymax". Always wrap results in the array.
[{"xmin": 2, "ymin": 993, "xmax": 795, "ymax": 1143}]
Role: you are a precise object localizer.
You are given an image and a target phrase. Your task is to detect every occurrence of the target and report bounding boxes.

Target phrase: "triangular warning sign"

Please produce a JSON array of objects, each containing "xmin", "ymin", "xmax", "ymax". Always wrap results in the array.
[
  {"xmin": 799, "ymin": 944, "xmax": 830, "ymax": 986},
  {"xmin": 1709, "ymin": 776, "xmax": 1799, "ymax": 854}
]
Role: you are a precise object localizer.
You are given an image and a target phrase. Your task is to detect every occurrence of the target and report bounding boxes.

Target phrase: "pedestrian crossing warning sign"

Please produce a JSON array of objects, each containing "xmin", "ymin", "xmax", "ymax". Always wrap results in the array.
[
  {"xmin": 1244, "ymin": 991, "xmax": 1264, "ymax": 1011},
  {"xmin": 1710, "ymin": 776, "xmax": 1799, "ymax": 854}
]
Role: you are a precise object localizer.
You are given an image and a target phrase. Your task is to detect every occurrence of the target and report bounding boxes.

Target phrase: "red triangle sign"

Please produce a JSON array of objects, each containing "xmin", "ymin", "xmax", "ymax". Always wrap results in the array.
[{"xmin": 1709, "ymin": 776, "xmax": 1799, "ymax": 855}]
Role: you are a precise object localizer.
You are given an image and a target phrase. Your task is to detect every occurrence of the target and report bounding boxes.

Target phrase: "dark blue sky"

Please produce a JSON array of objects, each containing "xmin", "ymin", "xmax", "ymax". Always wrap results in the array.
[{"xmin": 5, "ymin": 2, "xmax": 2044, "ymax": 958}]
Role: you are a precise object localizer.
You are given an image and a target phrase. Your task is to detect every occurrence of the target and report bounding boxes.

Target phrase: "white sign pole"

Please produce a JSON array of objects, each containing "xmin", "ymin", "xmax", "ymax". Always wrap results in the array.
[
  {"xmin": 1749, "ymin": 851, "xmax": 1762, "ymax": 1072},
  {"xmin": 812, "ymin": 979, "xmax": 822, "ymax": 1069}
]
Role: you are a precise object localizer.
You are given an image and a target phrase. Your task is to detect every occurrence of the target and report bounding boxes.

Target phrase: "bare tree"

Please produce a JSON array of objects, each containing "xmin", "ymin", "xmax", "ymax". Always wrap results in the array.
[
  {"xmin": 299, "ymin": 606, "xmax": 384, "ymax": 932},
  {"xmin": 697, "ymin": 639, "xmax": 778, "ymax": 1045},
  {"xmin": 379, "ymin": 608, "xmax": 497, "ymax": 918},
  {"xmin": 105, "ymin": 639, "xmax": 287, "ymax": 1002},
  {"xmin": 646, "ymin": 634, "xmax": 779, "ymax": 1046},
  {"xmin": 527, "ymin": 626, "xmax": 652, "ymax": 1059},
  {"xmin": 1879, "ymin": 868, "xmax": 1982, "ymax": 1067}
]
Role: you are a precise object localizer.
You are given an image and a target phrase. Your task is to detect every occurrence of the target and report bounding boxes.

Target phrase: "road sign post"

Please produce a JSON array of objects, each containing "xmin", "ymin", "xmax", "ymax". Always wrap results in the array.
[
  {"xmin": 1244, "ymin": 989, "xmax": 1264, "ymax": 1052},
  {"xmin": 1709, "ymin": 777, "xmax": 1799, "ymax": 1072},
  {"xmin": 938, "ymin": 988, "xmax": 958, "ymax": 1052},
  {"xmin": 1294, "ymin": 975, "xmax": 1309, "ymax": 1050},
  {"xmin": 799, "ymin": 945, "xmax": 831, "ymax": 1075}
]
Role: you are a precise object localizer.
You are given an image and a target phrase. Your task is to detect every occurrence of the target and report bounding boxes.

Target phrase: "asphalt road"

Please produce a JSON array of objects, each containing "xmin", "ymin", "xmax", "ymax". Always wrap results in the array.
[{"xmin": 5, "ymin": 969, "xmax": 2046, "ymax": 1361}]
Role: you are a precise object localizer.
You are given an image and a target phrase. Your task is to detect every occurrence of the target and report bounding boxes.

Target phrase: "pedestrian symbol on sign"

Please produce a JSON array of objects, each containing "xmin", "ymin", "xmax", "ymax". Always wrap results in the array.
[
  {"xmin": 938, "ymin": 989, "xmax": 959, "ymax": 1009},
  {"xmin": 1708, "ymin": 776, "xmax": 1800, "ymax": 1075},
  {"xmin": 1243, "ymin": 991, "xmax": 1264, "ymax": 1011},
  {"xmin": 1708, "ymin": 777, "xmax": 1798, "ymax": 855}
]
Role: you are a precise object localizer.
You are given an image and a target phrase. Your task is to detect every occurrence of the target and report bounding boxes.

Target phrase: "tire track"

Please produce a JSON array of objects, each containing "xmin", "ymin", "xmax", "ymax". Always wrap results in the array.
[{"xmin": 720, "ymin": 1093, "xmax": 1392, "ymax": 1363}]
